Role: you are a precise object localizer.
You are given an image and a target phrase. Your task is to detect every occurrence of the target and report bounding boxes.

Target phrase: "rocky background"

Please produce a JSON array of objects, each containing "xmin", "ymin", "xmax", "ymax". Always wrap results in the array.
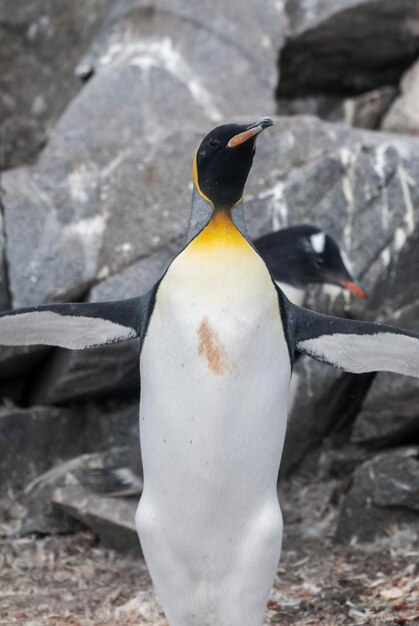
[{"xmin": 1, "ymin": 0, "xmax": 419, "ymax": 623}]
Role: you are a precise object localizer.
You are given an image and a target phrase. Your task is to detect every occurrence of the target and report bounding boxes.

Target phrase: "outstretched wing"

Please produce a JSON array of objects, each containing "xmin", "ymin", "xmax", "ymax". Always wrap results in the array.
[
  {"xmin": 0, "ymin": 296, "xmax": 151, "ymax": 349},
  {"xmin": 286, "ymin": 301, "xmax": 419, "ymax": 377}
]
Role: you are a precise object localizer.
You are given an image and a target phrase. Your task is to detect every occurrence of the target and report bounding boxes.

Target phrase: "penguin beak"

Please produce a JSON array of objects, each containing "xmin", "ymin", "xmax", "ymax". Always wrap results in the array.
[
  {"xmin": 339, "ymin": 279, "xmax": 367, "ymax": 299},
  {"xmin": 227, "ymin": 117, "xmax": 274, "ymax": 148}
]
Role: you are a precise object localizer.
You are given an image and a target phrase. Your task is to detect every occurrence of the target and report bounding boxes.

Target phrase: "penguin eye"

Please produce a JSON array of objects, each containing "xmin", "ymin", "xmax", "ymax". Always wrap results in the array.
[
  {"xmin": 209, "ymin": 138, "xmax": 220, "ymax": 149},
  {"xmin": 313, "ymin": 257, "xmax": 325, "ymax": 268}
]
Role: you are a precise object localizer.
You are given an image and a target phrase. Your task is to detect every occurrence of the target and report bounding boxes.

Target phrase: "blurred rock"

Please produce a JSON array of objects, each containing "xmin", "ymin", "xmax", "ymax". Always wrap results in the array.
[
  {"xmin": 317, "ymin": 444, "xmax": 369, "ymax": 481},
  {"xmin": 52, "ymin": 484, "xmax": 140, "ymax": 553},
  {"xmin": 278, "ymin": 87, "xmax": 397, "ymax": 130},
  {"xmin": 83, "ymin": 400, "xmax": 140, "ymax": 456},
  {"xmin": 11, "ymin": 115, "xmax": 419, "ymax": 436},
  {"xmin": 0, "ymin": 0, "xmax": 113, "ymax": 170},
  {"xmin": 348, "ymin": 223, "xmax": 419, "ymax": 447},
  {"xmin": 336, "ymin": 448, "xmax": 419, "ymax": 542},
  {"xmin": 0, "ymin": 345, "xmax": 46, "ymax": 381},
  {"xmin": 352, "ymin": 373, "xmax": 419, "ymax": 445},
  {"xmin": 0, "ymin": 406, "xmax": 83, "ymax": 512},
  {"xmin": 279, "ymin": 0, "xmax": 419, "ymax": 98},
  {"xmin": 10, "ymin": 458, "xmax": 84, "ymax": 536},
  {"xmin": 2, "ymin": 130, "xmax": 199, "ymax": 308},
  {"xmin": 280, "ymin": 356, "xmax": 372, "ymax": 476},
  {"xmin": 0, "ymin": 211, "xmax": 10, "ymax": 312},
  {"xmin": 2, "ymin": 0, "xmax": 284, "ymax": 309},
  {"xmin": 4, "ymin": 448, "xmax": 135, "ymax": 535},
  {"xmin": 382, "ymin": 59, "xmax": 419, "ymax": 135},
  {"xmin": 31, "ymin": 340, "xmax": 140, "ymax": 404},
  {"xmin": 245, "ymin": 116, "xmax": 419, "ymax": 472},
  {"xmin": 30, "ymin": 244, "xmax": 179, "ymax": 404},
  {"xmin": 77, "ymin": 0, "xmax": 284, "ymax": 109}
]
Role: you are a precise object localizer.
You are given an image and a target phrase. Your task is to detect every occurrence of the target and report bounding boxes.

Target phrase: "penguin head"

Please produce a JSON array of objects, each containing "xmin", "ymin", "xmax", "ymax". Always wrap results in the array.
[
  {"xmin": 294, "ymin": 226, "xmax": 366, "ymax": 298},
  {"xmin": 255, "ymin": 224, "xmax": 366, "ymax": 298},
  {"xmin": 193, "ymin": 118, "xmax": 273, "ymax": 209}
]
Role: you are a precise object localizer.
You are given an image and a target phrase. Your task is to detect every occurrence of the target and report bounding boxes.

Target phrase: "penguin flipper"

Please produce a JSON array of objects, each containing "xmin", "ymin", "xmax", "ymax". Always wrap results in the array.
[
  {"xmin": 0, "ymin": 296, "xmax": 150, "ymax": 349},
  {"xmin": 288, "ymin": 303, "xmax": 419, "ymax": 377}
]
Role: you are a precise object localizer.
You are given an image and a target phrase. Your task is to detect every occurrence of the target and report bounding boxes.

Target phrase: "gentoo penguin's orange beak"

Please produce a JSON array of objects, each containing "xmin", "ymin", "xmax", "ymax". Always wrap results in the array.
[
  {"xmin": 339, "ymin": 279, "xmax": 367, "ymax": 299},
  {"xmin": 227, "ymin": 117, "xmax": 274, "ymax": 148}
]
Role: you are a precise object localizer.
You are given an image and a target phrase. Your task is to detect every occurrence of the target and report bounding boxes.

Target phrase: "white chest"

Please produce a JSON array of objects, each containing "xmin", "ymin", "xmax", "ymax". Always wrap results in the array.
[
  {"xmin": 137, "ymin": 230, "xmax": 291, "ymax": 626},
  {"xmin": 140, "ymin": 242, "xmax": 291, "ymax": 486}
]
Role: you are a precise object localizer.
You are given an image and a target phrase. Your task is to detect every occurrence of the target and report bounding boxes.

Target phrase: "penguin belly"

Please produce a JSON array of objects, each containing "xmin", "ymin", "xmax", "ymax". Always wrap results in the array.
[{"xmin": 137, "ymin": 226, "xmax": 290, "ymax": 626}]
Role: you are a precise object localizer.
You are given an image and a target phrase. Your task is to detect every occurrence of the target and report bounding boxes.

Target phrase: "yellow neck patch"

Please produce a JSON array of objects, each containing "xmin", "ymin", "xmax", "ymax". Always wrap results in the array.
[{"xmin": 189, "ymin": 210, "xmax": 251, "ymax": 252}]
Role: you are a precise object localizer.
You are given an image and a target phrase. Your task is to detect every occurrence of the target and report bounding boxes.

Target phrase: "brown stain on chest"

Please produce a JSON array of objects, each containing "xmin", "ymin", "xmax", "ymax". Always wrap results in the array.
[{"xmin": 197, "ymin": 316, "xmax": 232, "ymax": 375}]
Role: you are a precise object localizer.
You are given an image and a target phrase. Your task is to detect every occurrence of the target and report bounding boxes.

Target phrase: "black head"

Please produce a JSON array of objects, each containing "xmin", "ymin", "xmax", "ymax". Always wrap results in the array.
[
  {"xmin": 255, "ymin": 224, "xmax": 366, "ymax": 298},
  {"xmin": 193, "ymin": 118, "xmax": 273, "ymax": 209}
]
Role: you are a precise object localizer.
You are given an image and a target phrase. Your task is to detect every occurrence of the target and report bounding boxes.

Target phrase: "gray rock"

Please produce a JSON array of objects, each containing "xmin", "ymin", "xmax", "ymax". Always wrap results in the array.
[
  {"xmin": 77, "ymin": 0, "xmax": 284, "ymax": 109},
  {"xmin": 336, "ymin": 448, "xmax": 419, "ymax": 542},
  {"xmin": 31, "ymin": 340, "xmax": 140, "ymax": 404},
  {"xmin": 382, "ymin": 58, "xmax": 419, "ymax": 135},
  {"xmin": 0, "ymin": 0, "xmax": 113, "ymax": 170},
  {"xmin": 279, "ymin": 0, "xmax": 419, "ymax": 97},
  {"xmin": 2, "ymin": 129, "xmax": 199, "ymax": 308},
  {"xmin": 246, "ymin": 117, "xmax": 419, "ymax": 471},
  {"xmin": 7, "ymin": 458, "xmax": 84, "ymax": 536},
  {"xmin": 280, "ymin": 356, "xmax": 373, "ymax": 476},
  {"xmin": 83, "ymin": 401, "xmax": 140, "ymax": 452},
  {"xmin": 3, "ymin": 448, "xmax": 136, "ymax": 536},
  {"xmin": 19, "ymin": 116, "xmax": 419, "ymax": 431},
  {"xmin": 0, "ymin": 345, "xmax": 46, "ymax": 381},
  {"xmin": 352, "ymin": 373, "xmax": 419, "ymax": 445},
  {"xmin": 350, "ymin": 224, "xmax": 419, "ymax": 446},
  {"xmin": 2, "ymin": 0, "xmax": 284, "ymax": 309},
  {"xmin": 52, "ymin": 484, "xmax": 140, "ymax": 553},
  {"xmin": 0, "ymin": 209, "xmax": 10, "ymax": 312},
  {"xmin": 0, "ymin": 406, "xmax": 83, "ymax": 512},
  {"xmin": 278, "ymin": 87, "xmax": 397, "ymax": 130},
  {"xmin": 30, "ymin": 244, "xmax": 179, "ymax": 404}
]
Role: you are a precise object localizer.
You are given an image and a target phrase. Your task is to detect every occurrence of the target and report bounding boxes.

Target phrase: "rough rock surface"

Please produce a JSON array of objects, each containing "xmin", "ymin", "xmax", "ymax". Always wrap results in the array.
[
  {"xmin": 0, "ymin": 210, "xmax": 10, "ymax": 312},
  {"xmin": 281, "ymin": 358, "xmax": 373, "ymax": 476},
  {"xmin": 336, "ymin": 448, "xmax": 419, "ymax": 541},
  {"xmin": 2, "ymin": 130, "xmax": 199, "ymax": 308},
  {"xmin": 0, "ymin": 0, "xmax": 113, "ymax": 170},
  {"xmin": 382, "ymin": 58, "xmax": 419, "ymax": 135},
  {"xmin": 31, "ymin": 244, "xmax": 179, "ymax": 404},
  {"xmin": 245, "ymin": 117, "xmax": 419, "ymax": 471},
  {"xmin": 279, "ymin": 0, "xmax": 419, "ymax": 98},
  {"xmin": 4, "ymin": 448, "xmax": 137, "ymax": 536},
  {"xmin": 0, "ymin": 345, "xmax": 46, "ymax": 381},
  {"xmin": 0, "ymin": 406, "xmax": 83, "ymax": 512},
  {"xmin": 31, "ymin": 341, "xmax": 140, "ymax": 404},
  {"xmin": 278, "ymin": 87, "xmax": 397, "ymax": 130},
  {"xmin": 52, "ymin": 485, "xmax": 139, "ymax": 553},
  {"xmin": 24, "ymin": 117, "xmax": 419, "ymax": 406},
  {"xmin": 2, "ymin": 0, "xmax": 284, "ymax": 308},
  {"xmin": 352, "ymin": 373, "xmax": 419, "ymax": 445}
]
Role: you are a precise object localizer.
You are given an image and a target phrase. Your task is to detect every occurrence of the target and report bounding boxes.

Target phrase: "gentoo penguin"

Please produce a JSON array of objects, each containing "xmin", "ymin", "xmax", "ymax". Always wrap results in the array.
[
  {"xmin": 254, "ymin": 225, "xmax": 366, "ymax": 305},
  {"xmin": 2, "ymin": 118, "xmax": 419, "ymax": 626}
]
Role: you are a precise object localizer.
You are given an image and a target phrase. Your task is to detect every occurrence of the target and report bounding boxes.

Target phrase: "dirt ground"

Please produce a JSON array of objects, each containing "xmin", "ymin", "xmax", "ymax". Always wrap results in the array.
[{"xmin": 1, "ymin": 478, "xmax": 418, "ymax": 626}]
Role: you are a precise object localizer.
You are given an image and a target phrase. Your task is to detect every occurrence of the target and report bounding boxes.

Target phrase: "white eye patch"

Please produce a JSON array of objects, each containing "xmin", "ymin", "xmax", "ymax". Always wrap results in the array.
[{"xmin": 310, "ymin": 232, "xmax": 326, "ymax": 254}]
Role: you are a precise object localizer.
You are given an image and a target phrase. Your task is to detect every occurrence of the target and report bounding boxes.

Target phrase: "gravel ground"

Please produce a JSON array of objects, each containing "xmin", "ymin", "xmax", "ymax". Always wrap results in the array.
[{"xmin": 1, "ymin": 478, "xmax": 418, "ymax": 625}]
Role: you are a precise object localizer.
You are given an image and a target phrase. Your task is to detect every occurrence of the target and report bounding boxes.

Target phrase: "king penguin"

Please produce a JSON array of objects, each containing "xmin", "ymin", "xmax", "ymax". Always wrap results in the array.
[{"xmin": 1, "ymin": 118, "xmax": 419, "ymax": 626}]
